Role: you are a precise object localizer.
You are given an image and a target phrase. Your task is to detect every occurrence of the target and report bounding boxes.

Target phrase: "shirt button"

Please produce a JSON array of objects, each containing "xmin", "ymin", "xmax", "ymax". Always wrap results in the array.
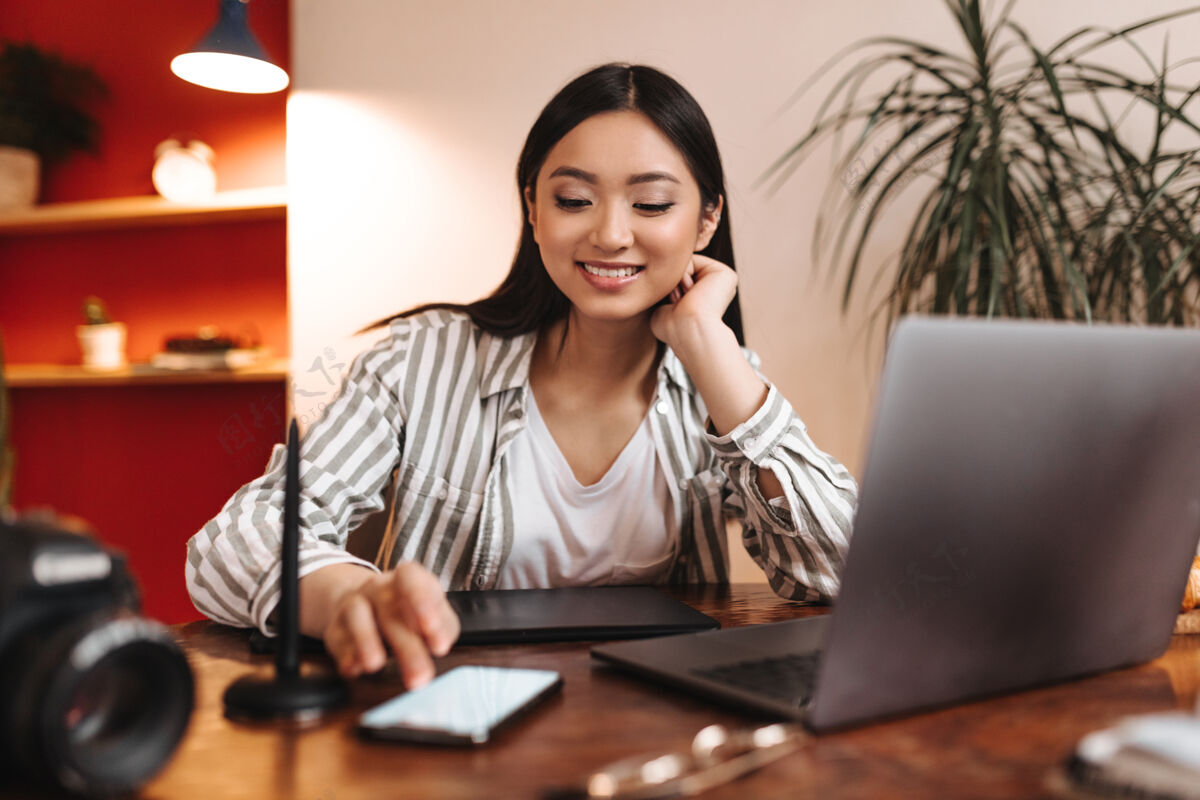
[
  {"xmin": 474, "ymin": 576, "xmax": 486, "ymax": 588},
  {"xmin": 435, "ymin": 486, "xmax": 448, "ymax": 500},
  {"xmin": 655, "ymin": 400, "xmax": 670, "ymax": 415},
  {"xmin": 744, "ymin": 436, "xmax": 759, "ymax": 449}
]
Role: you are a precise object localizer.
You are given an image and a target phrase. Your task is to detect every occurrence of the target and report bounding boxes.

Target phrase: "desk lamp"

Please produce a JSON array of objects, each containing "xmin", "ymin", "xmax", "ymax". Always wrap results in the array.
[
  {"xmin": 171, "ymin": 0, "xmax": 289, "ymax": 94},
  {"xmin": 223, "ymin": 420, "xmax": 348, "ymax": 722}
]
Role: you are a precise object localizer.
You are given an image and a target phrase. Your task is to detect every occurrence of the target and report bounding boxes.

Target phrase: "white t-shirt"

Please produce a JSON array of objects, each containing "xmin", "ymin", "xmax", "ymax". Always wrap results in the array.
[{"xmin": 496, "ymin": 392, "xmax": 677, "ymax": 589}]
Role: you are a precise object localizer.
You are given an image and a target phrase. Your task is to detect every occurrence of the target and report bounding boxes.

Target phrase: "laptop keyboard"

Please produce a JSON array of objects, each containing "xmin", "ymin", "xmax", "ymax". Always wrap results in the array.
[{"xmin": 690, "ymin": 652, "xmax": 822, "ymax": 708}]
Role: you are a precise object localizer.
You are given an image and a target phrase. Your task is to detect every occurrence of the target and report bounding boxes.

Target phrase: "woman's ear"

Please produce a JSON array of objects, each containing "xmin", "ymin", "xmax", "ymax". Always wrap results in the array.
[
  {"xmin": 694, "ymin": 195, "xmax": 724, "ymax": 252},
  {"xmin": 523, "ymin": 185, "xmax": 539, "ymax": 241}
]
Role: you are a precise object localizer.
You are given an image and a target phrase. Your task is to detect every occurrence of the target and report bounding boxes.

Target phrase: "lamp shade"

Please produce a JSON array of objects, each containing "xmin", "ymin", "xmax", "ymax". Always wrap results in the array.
[{"xmin": 171, "ymin": 0, "xmax": 289, "ymax": 94}]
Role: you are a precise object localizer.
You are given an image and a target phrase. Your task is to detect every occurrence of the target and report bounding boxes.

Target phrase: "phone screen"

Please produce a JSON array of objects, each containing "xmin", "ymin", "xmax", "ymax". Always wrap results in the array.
[{"xmin": 357, "ymin": 665, "xmax": 562, "ymax": 745}]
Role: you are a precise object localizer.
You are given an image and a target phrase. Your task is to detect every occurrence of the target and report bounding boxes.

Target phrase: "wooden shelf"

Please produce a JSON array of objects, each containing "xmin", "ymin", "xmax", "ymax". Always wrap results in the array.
[
  {"xmin": 0, "ymin": 187, "xmax": 287, "ymax": 235},
  {"xmin": 5, "ymin": 358, "xmax": 290, "ymax": 388}
]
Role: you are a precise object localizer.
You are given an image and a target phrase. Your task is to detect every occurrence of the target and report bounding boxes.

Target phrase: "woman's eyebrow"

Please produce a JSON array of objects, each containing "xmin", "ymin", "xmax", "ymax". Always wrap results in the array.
[
  {"xmin": 546, "ymin": 166, "xmax": 680, "ymax": 185},
  {"xmin": 628, "ymin": 171, "xmax": 676, "ymax": 185},
  {"xmin": 548, "ymin": 166, "xmax": 595, "ymax": 182},
  {"xmin": 628, "ymin": 171, "xmax": 680, "ymax": 186}
]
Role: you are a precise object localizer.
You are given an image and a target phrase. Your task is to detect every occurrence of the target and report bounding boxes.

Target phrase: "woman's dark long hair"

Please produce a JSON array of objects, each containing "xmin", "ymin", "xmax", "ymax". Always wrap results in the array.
[{"xmin": 368, "ymin": 63, "xmax": 743, "ymax": 344}]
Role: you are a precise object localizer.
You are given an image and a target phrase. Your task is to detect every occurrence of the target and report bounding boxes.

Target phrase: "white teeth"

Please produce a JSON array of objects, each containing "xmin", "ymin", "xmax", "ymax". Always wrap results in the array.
[{"xmin": 581, "ymin": 263, "xmax": 639, "ymax": 278}]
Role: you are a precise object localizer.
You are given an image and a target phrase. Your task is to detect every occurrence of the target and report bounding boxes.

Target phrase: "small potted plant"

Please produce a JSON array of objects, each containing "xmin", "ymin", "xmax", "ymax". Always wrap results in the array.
[
  {"xmin": 0, "ymin": 40, "xmax": 107, "ymax": 210},
  {"xmin": 77, "ymin": 296, "xmax": 126, "ymax": 371}
]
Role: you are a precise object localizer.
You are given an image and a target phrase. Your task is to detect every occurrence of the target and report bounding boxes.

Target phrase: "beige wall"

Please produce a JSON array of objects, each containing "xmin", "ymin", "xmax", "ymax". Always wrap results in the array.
[{"xmin": 289, "ymin": 1, "xmax": 1198, "ymax": 580}]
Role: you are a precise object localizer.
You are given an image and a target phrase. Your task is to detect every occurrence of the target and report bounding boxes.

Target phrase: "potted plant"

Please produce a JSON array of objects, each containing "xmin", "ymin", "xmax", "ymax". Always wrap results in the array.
[
  {"xmin": 77, "ymin": 296, "xmax": 126, "ymax": 371},
  {"xmin": 767, "ymin": 0, "xmax": 1200, "ymax": 330},
  {"xmin": 0, "ymin": 40, "xmax": 107, "ymax": 210}
]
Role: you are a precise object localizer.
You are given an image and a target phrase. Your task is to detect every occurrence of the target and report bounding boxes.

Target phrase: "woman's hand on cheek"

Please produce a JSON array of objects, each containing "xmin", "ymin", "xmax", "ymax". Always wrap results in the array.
[
  {"xmin": 650, "ymin": 254, "xmax": 738, "ymax": 348},
  {"xmin": 322, "ymin": 561, "xmax": 460, "ymax": 688}
]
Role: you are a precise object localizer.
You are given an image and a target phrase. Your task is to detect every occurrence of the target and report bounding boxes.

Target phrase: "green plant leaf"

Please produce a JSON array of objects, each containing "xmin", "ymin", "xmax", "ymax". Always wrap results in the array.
[{"xmin": 771, "ymin": 2, "xmax": 1200, "ymax": 328}]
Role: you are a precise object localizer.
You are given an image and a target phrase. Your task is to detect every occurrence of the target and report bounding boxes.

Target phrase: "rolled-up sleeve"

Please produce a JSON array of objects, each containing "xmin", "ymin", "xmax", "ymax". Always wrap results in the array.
[
  {"xmin": 185, "ymin": 333, "xmax": 407, "ymax": 633},
  {"xmin": 708, "ymin": 382, "xmax": 857, "ymax": 603}
]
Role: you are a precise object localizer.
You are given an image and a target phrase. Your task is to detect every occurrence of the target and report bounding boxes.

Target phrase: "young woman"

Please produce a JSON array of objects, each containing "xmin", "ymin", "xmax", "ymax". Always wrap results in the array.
[{"xmin": 186, "ymin": 64, "xmax": 857, "ymax": 689}]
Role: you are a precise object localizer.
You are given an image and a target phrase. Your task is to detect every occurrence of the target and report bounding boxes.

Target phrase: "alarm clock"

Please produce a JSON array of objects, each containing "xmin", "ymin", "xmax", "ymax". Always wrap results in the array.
[{"xmin": 152, "ymin": 139, "xmax": 217, "ymax": 202}]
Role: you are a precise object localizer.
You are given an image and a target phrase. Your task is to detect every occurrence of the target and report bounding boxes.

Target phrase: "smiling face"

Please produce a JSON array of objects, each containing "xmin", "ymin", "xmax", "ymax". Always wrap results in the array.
[{"xmin": 525, "ymin": 110, "xmax": 722, "ymax": 327}]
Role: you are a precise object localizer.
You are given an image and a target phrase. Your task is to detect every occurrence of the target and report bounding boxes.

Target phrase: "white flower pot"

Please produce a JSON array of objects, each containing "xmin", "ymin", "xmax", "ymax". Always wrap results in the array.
[
  {"xmin": 0, "ymin": 146, "xmax": 39, "ymax": 211},
  {"xmin": 77, "ymin": 323, "xmax": 127, "ymax": 371}
]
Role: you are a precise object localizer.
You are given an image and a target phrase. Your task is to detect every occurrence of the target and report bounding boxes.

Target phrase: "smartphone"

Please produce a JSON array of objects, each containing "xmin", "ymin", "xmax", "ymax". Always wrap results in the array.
[{"xmin": 357, "ymin": 665, "xmax": 563, "ymax": 745}]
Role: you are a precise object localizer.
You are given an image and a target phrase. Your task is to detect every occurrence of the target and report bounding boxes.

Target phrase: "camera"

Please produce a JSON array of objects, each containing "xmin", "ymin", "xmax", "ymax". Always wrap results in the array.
[{"xmin": 0, "ymin": 517, "xmax": 194, "ymax": 795}]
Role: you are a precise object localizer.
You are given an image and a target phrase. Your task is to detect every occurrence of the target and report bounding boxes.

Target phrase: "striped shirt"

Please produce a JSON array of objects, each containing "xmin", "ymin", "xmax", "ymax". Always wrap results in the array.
[{"xmin": 186, "ymin": 310, "xmax": 858, "ymax": 633}]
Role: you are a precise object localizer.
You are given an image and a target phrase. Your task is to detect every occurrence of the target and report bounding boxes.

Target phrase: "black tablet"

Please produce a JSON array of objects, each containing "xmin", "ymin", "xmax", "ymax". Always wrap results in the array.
[{"xmin": 446, "ymin": 586, "xmax": 720, "ymax": 645}]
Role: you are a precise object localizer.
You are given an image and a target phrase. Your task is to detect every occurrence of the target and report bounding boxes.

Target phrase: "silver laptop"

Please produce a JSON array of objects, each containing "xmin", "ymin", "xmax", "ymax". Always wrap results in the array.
[{"xmin": 592, "ymin": 317, "xmax": 1200, "ymax": 731}]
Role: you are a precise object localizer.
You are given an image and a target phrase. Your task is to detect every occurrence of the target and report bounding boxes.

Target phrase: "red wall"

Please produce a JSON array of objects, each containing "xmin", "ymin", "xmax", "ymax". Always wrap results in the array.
[
  {"xmin": 8, "ymin": 384, "xmax": 286, "ymax": 623},
  {"xmin": 0, "ymin": 222, "xmax": 287, "ymax": 363},
  {"xmin": 1, "ymin": 0, "xmax": 290, "ymax": 623}
]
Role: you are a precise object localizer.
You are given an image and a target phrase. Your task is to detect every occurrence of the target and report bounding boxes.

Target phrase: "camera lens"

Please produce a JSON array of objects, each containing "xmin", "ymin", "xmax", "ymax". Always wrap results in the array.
[
  {"xmin": 64, "ymin": 665, "xmax": 135, "ymax": 745},
  {"xmin": 19, "ymin": 614, "xmax": 194, "ymax": 795},
  {"xmin": 62, "ymin": 642, "xmax": 180, "ymax": 767}
]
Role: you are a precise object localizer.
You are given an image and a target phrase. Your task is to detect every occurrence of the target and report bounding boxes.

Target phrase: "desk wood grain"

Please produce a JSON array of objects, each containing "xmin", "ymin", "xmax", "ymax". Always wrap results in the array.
[{"xmin": 45, "ymin": 586, "xmax": 1200, "ymax": 799}]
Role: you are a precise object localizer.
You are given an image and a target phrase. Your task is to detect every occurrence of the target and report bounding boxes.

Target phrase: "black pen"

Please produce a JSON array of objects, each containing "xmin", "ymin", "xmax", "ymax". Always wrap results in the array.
[
  {"xmin": 223, "ymin": 420, "xmax": 348, "ymax": 721},
  {"xmin": 278, "ymin": 417, "xmax": 300, "ymax": 679}
]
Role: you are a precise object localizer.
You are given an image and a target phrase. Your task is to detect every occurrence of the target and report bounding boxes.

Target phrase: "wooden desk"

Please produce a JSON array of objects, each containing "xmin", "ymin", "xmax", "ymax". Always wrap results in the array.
[{"xmin": 141, "ymin": 584, "xmax": 1198, "ymax": 800}]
